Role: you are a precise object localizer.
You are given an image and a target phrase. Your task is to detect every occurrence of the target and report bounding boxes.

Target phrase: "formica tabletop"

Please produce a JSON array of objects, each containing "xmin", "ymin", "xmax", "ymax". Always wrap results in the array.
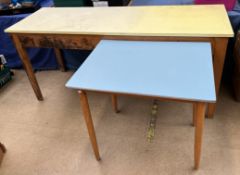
[
  {"xmin": 5, "ymin": 5, "xmax": 233, "ymax": 37},
  {"xmin": 66, "ymin": 40, "xmax": 216, "ymax": 102}
]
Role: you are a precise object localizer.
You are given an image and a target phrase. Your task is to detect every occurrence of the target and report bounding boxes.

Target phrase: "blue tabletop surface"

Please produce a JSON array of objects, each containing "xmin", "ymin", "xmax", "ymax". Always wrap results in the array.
[{"xmin": 66, "ymin": 40, "xmax": 216, "ymax": 102}]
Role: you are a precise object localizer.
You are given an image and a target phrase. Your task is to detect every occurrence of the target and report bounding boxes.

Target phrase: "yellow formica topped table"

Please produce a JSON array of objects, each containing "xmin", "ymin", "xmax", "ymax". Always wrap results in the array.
[{"xmin": 5, "ymin": 5, "xmax": 233, "ymax": 118}]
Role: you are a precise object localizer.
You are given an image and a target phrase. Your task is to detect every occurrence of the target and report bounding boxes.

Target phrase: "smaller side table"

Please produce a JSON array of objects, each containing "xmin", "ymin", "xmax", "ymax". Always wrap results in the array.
[{"xmin": 66, "ymin": 40, "xmax": 216, "ymax": 169}]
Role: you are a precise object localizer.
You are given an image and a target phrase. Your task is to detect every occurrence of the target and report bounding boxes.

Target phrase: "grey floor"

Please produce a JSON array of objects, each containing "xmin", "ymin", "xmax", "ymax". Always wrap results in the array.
[{"xmin": 0, "ymin": 70, "xmax": 240, "ymax": 175}]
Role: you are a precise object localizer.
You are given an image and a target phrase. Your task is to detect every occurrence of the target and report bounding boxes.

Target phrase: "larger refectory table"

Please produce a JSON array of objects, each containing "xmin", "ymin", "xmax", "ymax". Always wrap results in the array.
[
  {"xmin": 5, "ymin": 5, "xmax": 233, "ymax": 118},
  {"xmin": 66, "ymin": 40, "xmax": 216, "ymax": 169}
]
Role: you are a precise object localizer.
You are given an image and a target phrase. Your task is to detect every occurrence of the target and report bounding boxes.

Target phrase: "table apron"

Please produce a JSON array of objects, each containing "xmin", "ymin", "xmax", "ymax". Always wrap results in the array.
[{"xmin": 13, "ymin": 34, "xmax": 219, "ymax": 51}]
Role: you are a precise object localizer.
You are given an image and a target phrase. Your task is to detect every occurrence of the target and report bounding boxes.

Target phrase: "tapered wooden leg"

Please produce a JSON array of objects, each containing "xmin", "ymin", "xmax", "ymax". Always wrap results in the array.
[
  {"xmin": 54, "ymin": 48, "xmax": 66, "ymax": 72},
  {"xmin": 194, "ymin": 102, "xmax": 206, "ymax": 169},
  {"xmin": 12, "ymin": 34, "xmax": 43, "ymax": 101},
  {"xmin": 206, "ymin": 103, "xmax": 216, "ymax": 119},
  {"xmin": 206, "ymin": 38, "xmax": 228, "ymax": 118},
  {"xmin": 79, "ymin": 90, "xmax": 100, "ymax": 160},
  {"xmin": 192, "ymin": 103, "xmax": 197, "ymax": 126},
  {"xmin": 111, "ymin": 94, "xmax": 119, "ymax": 113},
  {"xmin": 0, "ymin": 142, "xmax": 6, "ymax": 165}
]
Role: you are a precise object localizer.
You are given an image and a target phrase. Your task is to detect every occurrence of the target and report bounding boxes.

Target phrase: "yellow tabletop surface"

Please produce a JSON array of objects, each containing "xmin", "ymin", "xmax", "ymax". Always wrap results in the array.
[{"xmin": 5, "ymin": 5, "xmax": 233, "ymax": 37}]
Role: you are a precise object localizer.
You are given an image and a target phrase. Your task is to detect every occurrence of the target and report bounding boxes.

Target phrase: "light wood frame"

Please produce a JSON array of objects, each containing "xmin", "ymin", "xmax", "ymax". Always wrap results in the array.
[{"xmin": 78, "ymin": 90, "xmax": 206, "ymax": 169}]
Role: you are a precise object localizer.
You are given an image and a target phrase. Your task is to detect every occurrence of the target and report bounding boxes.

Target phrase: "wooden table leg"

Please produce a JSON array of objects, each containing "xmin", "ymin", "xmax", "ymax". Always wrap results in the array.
[
  {"xmin": 79, "ymin": 90, "xmax": 100, "ymax": 160},
  {"xmin": 192, "ymin": 103, "xmax": 197, "ymax": 126},
  {"xmin": 206, "ymin": 38, "xmax": 228, "ymax": 118},
  {"xmin": 12, "ymin": 34, "xmax": 43, "ymax": 101},
  {"xmin": 194, "ymin": 102, "xmax": 206, "ymax": 169},
  {"xmin": 54, "ymin": 48, "xmax": 66, "ymax": 72},
  {"xmin": 111, "ymin": 94, "xmax": 119, "ymax": 113},
  {"xmin": 0, "ymin": 142, "xmax": 6, "ymax": 166}
]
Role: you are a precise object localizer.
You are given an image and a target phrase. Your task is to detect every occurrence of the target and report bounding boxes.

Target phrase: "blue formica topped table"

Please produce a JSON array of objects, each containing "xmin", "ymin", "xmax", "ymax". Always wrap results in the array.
[{"xmin": 66, "ymin": 40, "xmax": 216, "ymax": 169}]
